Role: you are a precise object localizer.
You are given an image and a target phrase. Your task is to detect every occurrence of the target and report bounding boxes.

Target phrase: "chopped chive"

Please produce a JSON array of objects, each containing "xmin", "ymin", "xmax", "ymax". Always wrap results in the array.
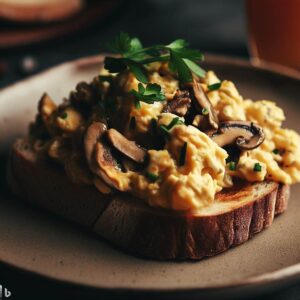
[
  {"xmin": 150, "ymin": 118, "xmax": 157, "ymax": 135},
  {"xmin": 273, "ymin": 148, "xmax": 280, "ymax": 155},
  {"xmin": 253, "ymin": 162, "xmax": 262, "ymax": 172},
  {"xmin": 135, "ymin": 100, "xmax": 141, "ymax": 109},
  {"xmin": 60, "ymin": 112, "xmax": 68, "ymax": 119},
  {"xmin": 129, "ymin": 116, "xmax": 136, "ymax": 130},
  {"xmin": 166, "ymin": 117, "xmax": 184, "ymax": 130},
  {"xmin": 201, "ymin": 108, "xmax": 209, "ymax": 115},
  {"xmin": 208, "ymin": 82, "xmax": 221, "ymax": 91},
  {"xmin": 146, "ymin": 172, "xmax": 159, "ymax": 182},
  {"xmin": 179, "ymin": 142, "xmax": 188, "ymax": 166},
  {"xmin": 159, "ymin": 125, "xmax": 171, "ymax": 139},
  {"xmin": 228, "ymin": 161, "xmax": 236, "ymax": 171}
]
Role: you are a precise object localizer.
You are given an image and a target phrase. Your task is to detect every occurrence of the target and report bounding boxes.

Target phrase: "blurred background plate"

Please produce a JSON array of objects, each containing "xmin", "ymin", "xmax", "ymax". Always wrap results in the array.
[
  {"xmin": 0, "ymin": 0, "xmax": 122, "ymax": 49},
  {"xmin": 0, "ymin": 55, "xmax": 300, "ymax": 299}
]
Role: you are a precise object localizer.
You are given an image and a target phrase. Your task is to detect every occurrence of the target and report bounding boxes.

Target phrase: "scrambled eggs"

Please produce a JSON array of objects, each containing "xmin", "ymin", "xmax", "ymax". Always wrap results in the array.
[
  {"xmin": 120, "ymin": 69, "xmax": 300, "ymax": 210},
  {"xmin": 38, "ymin": 65, "xmax": 300, "ymax": 211},
  {"xmin": 131, "ymin": 113, "xmax": 228, "ymax": 210},
  {"xmin": 204, "ymin": 72, "xmax": 300, "ymax": 185}
]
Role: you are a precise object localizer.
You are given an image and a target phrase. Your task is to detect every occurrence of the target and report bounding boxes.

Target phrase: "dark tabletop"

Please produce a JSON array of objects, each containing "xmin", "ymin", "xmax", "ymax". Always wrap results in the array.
[{"xmin": 0, "ymin": 0, "xmax": 299, "ymax": 299}]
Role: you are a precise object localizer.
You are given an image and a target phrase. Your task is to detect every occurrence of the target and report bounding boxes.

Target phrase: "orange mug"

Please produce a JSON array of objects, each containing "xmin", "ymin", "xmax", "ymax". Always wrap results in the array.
[{"xmin": 247, "ymin": 0, "xmax": 300, "ymax": 69}]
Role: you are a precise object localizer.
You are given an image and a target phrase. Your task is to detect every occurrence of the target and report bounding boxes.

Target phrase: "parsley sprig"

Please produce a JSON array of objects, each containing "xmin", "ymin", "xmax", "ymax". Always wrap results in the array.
[
  {"xmin": 104, "ymin": 32, "xmax": 206, "ymax": 84},
  {"xmin": 130, "ymin": 83, "xmax": 165, "ymax": 108}
]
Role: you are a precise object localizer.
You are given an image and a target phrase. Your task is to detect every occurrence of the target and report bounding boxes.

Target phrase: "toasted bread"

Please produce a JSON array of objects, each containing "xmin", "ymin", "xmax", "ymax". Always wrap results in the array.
[
  {"xmin": 0, "ymin": 0, "xmax": 83, "ymax": 23},
  {"xmin": 8, "ymin": 138, "xmax": 290, "ymax": 260}
]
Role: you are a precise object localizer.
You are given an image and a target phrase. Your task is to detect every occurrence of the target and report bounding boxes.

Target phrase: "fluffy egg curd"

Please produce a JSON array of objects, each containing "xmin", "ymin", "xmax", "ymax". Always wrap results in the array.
[
  {"xmin": 131, "ymin": 114, "xmax": 228, "ymax": 210},
  {"xmin": 32, "ymin": 62, "xmax": 300, "ymax": 212}
]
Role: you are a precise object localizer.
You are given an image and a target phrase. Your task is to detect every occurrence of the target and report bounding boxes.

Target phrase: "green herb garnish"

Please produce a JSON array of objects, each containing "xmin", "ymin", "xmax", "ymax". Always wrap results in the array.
[
  {"xmin": 179, "ymin": 142, "xmax": 188, "ymax": 166},
  {"xmin": 129, "ymin": 116, "xmax": 136, "ymax": 130},
  {"xmin": 253, "ymin": 163, "xmax": 262, "ymax": 172},
  {"xmin": 159, "ymin": 124, "xmax": 171, "ymax": 139},
  {"xmin": 134, "ymin": 100, "xmax": 141, "ymax": 109},
  {"xmin": 60, "ymin": 112, "xmax": 68, "ymax": 119},
  {"xmin": 166, "ymin": 117, "xmax": 184, "ymax": 130},
  {"xmin": 208, "ymin": 82, "xmax": 221, "ymax": 91},
  {"xmin": 146, "ymin": 172, "xmax": 160, "ymax": 182},
  {"xmin": 228, "ymin": 161, "xmax": 236, "ymax": 171},
  {"xmin": 273, "ymin": 148, "xmax": 280, "ymax": 155},
  {"xmin": 130, "ymin": 83, "xmax": 165, "ymax": 105},
  {"xmin": 104, "ymin": 32, "xmax": 205, "ymax": 84},
  {"xmin": 158, "ymin": 118, "xmax": 184, "ymax": 139},
  {"xmin": 201, "ymin": 108, "xmax": 209, "ymax": 115}
]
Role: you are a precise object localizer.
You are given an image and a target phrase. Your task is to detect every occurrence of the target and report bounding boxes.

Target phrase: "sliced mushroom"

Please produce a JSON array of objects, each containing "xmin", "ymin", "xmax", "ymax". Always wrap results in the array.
[
  {"xmin": 107, "ymin": 128, "xmax": 147, "ymax": 164},
  {"xmin": 163, "ymin": 89, "xmax": 191, "ymax": 117},
  {"xmin": 94, "ymin": 142, "xmax": 130, "ymax": 191},
  {"xmin": 191, "ymin": 78, "xmax": 219, "ymax": 129},
  {"xmin": 70, "ymin": 81, "xmax": 97, "ymax": 106},
  {"xmin": 192, "ymin": 114, "xmax": 210, "ymax": 131},
  {"xmin": 121, "ymin": 157, "xmax": 140, "ymax": 172},
  {"xmin": 38, "ymin": 93, "xmax": 57, "ymax": 119},
  {"xmin": 84, "ymin": 122, "xmax": 108, "ymax": 174},
  {"xmin": 38, "ymin": 93, "xmax": 58, "ymax": 136},
  {"xmin": 208, "ymin": 121, "xmax": 265, "ymax": 150},
  {"xmin": 84, "ymin": 122, "xmax": 130, "ymax": 191}
]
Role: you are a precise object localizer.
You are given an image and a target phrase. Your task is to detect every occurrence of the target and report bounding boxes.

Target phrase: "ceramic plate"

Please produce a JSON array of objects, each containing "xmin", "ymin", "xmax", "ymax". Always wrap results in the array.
[{"xmin": 0, "ymin": 55, "xmax": 300, "ymax": 299}]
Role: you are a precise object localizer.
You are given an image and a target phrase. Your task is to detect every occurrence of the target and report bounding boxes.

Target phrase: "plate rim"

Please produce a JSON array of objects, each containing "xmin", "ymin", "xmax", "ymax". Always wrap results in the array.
[{"xmin": 1, "ymin": 54, "xmax": 300, "ymax": 294}]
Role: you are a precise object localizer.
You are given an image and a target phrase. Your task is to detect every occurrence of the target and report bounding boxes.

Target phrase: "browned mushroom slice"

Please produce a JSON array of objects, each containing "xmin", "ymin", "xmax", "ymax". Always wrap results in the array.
[
  {"xmin": 84, "ymin": 122, "xmax": 131, "ymax": 191},
  {"xmin": 121, "ymin": 158, "xmax": 139, "ymax": 172},
  {"xmin": 191, "ymin": 78, "xmax": 219, "ymax": 129},
  {"xmin": 192, "ymin": 114, "xmax": 210, "ymax": 131},
  {"xmin": 94, "ymin": 142, "xmax": 130, "ymax": 191},
  {"xmin": 84, "ymin": 122, "xmax": 107, "ymax": 174},
  {"xmin": 163, "ymin": 89, "xmax": 191, "ymax": 117},
  {"xmin": 38, "ymin": 93, "xmax": 58, "ymax": 136},
  {"xmin": 70, "ymin": 81, "xmax": 97, "ymax": 106},
  {"xmin": 107, "ymin": 128, "xmax": 147, "ymax": 164},
  {"xmin": 38, "ymin": 93, "xmax": 57, "ymax": 118},
  {"xmin": 208, "ymin": 121, "xmax": 265, "ymax": 150}
]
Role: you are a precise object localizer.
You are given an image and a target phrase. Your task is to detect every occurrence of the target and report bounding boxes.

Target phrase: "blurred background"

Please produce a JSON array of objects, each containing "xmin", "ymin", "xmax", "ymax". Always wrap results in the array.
[
  {"xmin": 1, "ymin": 0, "xmax": 300, "ymax": 89},
  {"xmin": 0, "ymin": 0, "xmax": 248, "ymax": 89}
]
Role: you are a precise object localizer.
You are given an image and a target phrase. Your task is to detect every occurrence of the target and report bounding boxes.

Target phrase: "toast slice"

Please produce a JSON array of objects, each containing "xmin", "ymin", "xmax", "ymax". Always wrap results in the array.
[
  {"xmin": 8, "ymin": 138, "xmax": 290, "ymax": 260},
  {"xmin": 0, "ymin": 0, "xmax": 83, "ymax": 23}
]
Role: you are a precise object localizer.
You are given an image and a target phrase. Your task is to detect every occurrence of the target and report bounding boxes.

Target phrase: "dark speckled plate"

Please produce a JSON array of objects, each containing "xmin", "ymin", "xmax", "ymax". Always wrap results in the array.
[{"xmin": 0, "ymin": 55, "xmax": 300, "ymax": 299}]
